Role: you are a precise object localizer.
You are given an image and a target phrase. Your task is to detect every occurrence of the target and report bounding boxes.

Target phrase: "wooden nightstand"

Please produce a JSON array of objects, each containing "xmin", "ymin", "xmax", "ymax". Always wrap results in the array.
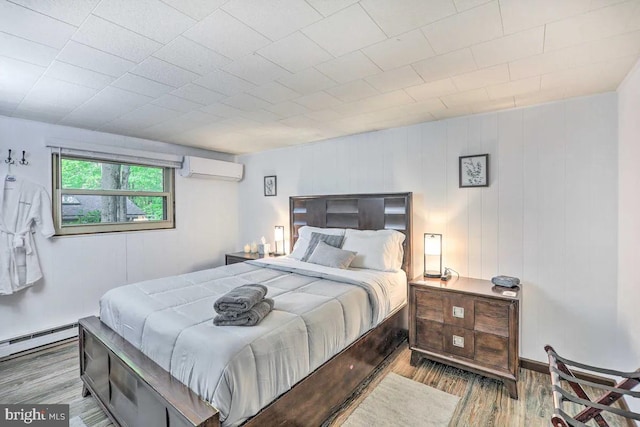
[
  {"xmin": 225, "ymin": 252, "xmax": 283, "ymax": 265},
  {"xmin": 409, "ymin": 276, "xmax": 520, "ymax": 399}
]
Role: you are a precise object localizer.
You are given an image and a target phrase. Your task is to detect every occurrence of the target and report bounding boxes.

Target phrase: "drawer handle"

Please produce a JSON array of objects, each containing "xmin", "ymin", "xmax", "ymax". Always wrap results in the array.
[
  {"xmin": 452, "ymin": 306, "xmax": 465, "ymax": 319},
  {"xmin": 452, "ymin": 335, "xmax": 465, "ymax": 348}
]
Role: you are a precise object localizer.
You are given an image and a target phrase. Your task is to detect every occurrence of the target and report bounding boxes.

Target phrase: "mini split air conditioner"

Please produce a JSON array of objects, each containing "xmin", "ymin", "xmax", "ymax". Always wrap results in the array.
[{"xmin": 180, "ymin": 156, "xmax": 243, "ymax": 181}]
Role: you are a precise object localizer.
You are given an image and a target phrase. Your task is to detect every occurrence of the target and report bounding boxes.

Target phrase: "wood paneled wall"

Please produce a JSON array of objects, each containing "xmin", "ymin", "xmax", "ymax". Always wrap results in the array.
[{"xmin": 237, "ymin": 93, "xmax": 618, "ymax": 365}]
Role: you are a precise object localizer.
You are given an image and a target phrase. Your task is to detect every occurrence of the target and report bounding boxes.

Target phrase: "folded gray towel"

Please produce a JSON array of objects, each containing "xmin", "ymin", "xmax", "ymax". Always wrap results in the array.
[
  {"xmin": 214, "ymin": 284, "xmax": 268, "ymax": 314},
  {"xmin": 214, "ymin": 298, "xmax": 274, "ymax": 326}
]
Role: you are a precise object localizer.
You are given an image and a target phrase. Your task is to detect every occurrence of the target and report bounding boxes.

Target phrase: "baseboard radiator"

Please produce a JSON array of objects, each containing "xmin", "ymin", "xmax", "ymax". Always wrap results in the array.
[{"xmin": 0, "ymin": 323, "xmax": 78, "ymax": 358}]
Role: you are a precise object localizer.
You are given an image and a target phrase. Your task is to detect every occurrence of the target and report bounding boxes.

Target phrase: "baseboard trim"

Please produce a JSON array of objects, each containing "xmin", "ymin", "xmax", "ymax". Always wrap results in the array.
[
  {"xmin": 0, "ymin": 337, "xmax": 77, "ymax": 363},
  {"xmin": 520, "ymin": 358, "xmax": 635, "ymax": 427}
]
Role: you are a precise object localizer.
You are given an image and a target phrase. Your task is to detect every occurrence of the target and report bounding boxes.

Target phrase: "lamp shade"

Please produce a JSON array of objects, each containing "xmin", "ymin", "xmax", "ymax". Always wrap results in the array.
[
  {"xmin": 424, "ymin": 233, "xmax": 442, "ymax": 278},
  {"xmin": 274, "ymin": 225, "xmax": 284, "ymax": 242},
  {"xmin": 424, "ymin": 234, "xmax": 442, "ymax": 255}
]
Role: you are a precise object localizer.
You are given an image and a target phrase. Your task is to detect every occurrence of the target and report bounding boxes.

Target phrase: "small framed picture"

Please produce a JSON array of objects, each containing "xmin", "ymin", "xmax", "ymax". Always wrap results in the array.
[
  {"xmin": 459, "ymin": 154, "xmax": 489, "ymax": 188},
  {"xmin": 264, "ymin": 175, "xmax": 277, "ymax": 196}
]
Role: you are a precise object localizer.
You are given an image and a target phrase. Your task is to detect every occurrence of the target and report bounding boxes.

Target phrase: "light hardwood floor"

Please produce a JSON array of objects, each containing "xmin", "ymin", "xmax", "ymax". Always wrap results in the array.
[{"xmin": 0, "ymin": 340, "xmax": 629, "ymax": 426}]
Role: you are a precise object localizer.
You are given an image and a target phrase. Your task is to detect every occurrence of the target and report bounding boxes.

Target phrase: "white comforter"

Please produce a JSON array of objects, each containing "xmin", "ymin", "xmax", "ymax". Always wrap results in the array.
[{"xmin": 99, "ymin": 257, "xmax": 406, "ymax": 426}]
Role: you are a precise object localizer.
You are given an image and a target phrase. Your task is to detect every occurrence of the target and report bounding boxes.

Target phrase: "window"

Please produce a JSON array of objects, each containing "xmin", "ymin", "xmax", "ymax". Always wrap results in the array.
[{"xmin": 52, "ymin": 154, "xmax": 175, "ymax": 235}]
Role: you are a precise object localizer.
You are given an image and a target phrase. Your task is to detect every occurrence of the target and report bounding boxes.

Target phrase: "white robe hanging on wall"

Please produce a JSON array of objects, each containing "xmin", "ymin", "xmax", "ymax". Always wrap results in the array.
[{"xmin": 0, "ymin": 174, "xmax": 55, "ymax": 295}]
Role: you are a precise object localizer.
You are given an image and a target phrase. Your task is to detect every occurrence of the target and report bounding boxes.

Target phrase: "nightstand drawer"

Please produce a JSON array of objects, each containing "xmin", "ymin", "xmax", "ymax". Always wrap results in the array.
[
  {"xmin": 475, "ymin": 332, "xmax": 509, "ymax": 370},
  {"xmin": 444, "ymin": 295, "xmax": 474, "ymax": 329},
  {"xmin": 475, "ymin": 300, "xmax": 510, "ymax": 337},
  {"xmin": 415, "ymin": 289, "xmax": 444, "ymax": 322},
  {"xmin": 443, "ymin": 325, "xmax": 474, "ymax": 360},
  {"xmin": 415, "ymin": 318, "xmax": 443, "ymax": 352}
]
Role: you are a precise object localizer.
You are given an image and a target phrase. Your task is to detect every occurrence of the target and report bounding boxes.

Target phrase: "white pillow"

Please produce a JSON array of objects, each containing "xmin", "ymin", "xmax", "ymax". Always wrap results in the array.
[
  {"xmin": 340, "ymin": 229, "xmax": 406, "ymax": 271},
  {"xmin": 289, "ymin": 226, "xmax": 346, "ymax": 260}
]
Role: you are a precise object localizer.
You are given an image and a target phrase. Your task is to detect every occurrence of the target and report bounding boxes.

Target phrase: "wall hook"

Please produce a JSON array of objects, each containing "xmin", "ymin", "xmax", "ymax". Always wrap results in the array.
[
  {"xmin": 5, "ymin": 149, "xmax": 15, "ymax": 165},
  {"xmin": 19, "ymin": 150, "xmax": 28, "ymax": 165}
]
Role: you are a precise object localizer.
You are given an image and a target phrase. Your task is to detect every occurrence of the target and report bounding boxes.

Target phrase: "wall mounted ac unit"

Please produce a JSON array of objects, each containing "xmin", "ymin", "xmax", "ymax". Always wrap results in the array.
[{"xmin": 180, "ymin": 156, "xmax": 243, "ymax": 181}]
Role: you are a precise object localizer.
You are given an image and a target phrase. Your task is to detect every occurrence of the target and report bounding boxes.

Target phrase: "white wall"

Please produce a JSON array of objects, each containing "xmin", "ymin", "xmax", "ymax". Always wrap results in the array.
[
  {"xmin": 0, "ymin": 116, "xmax": 239, "ymax": 342},
  {"xmin": 237, "ymin": 93, "xmax": 619, "ymax": 364},
  {"xmin": 617, "ymin": 60, "xmax": 640, "ymax": 414}
]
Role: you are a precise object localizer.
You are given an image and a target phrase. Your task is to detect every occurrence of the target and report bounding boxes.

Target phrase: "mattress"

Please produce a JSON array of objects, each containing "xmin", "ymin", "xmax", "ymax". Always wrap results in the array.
[{"xmin": 99, "ymin": 257, "xmax": 407, "ymax": 427}]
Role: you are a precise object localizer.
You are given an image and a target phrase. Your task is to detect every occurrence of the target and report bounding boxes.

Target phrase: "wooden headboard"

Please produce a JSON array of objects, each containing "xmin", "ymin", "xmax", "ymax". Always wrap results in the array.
[{"xmin": 289, "ymin": 192, "xmax": 413, "ymax": 275}]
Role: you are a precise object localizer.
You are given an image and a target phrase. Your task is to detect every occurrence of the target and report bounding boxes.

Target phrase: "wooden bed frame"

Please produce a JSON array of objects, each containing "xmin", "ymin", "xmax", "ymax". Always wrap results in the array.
[{"xmin": 79, "ymin": 192, "xmax": 412, "ymax": 427}]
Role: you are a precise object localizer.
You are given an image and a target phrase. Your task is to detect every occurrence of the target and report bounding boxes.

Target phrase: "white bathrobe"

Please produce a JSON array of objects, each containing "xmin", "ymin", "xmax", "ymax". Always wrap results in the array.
[{"xmin": 0, "ymin": 175, "xmax": 55, "ymax": 295}]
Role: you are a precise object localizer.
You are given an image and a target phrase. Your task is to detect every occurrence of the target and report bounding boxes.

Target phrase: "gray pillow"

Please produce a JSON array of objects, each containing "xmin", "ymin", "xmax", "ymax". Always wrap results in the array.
[
  {"xmin": 301, "ymin": 232, "xmax": 344, "ymax": 261},
  {"xmin": 306, "ymin": 241, "xmax": 357, "ymax": 269}
]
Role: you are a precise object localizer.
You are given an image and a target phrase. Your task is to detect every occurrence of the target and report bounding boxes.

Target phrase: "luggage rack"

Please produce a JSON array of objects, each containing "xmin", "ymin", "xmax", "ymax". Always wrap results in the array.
[{"xmin": 545, "ymin": 345, "xmax": 640, "ymax": 427}]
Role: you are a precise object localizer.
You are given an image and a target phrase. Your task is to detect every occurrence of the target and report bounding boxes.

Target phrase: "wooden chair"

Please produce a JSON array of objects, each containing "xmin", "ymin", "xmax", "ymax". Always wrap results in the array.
[{"xmin": 545, "ymin": 345, "xmax": 640, "ymax": 427}]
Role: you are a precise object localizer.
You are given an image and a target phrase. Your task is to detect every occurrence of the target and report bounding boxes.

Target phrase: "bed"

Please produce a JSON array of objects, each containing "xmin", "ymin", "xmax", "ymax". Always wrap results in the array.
[{"xmin": 79, "ymin": 192, "xmax": 412, "ymax": 427}]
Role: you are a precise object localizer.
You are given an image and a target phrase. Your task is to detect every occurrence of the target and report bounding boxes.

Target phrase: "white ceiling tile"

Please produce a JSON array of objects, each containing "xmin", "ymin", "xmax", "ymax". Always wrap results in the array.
[
  {"xmin": 422, "ymin": 1, "xmax": 503, "ymax": 54},
  {"xmin": 152, "ymin": 94, "xmax": 204, "ymax": 112},
  {"xmin": 499, "ymin": 0, "xmax": 590, "ymax": 35},
  {"xmin": 153, "ymin": 36, "xmax": 232, "ymax": 75},
  {"xmin": 266, "ymin": 101, "xmax": 310, "ymax": 117},
  {"xmin": 326, "ymin": 80, "xmax": 379, "ymax": 102},
  {"xmin": 452, "ymin": 64, "xmax": 510, "ymax": 91},
  {"xmin": 238, "ymin": 109, "xmax": 282, "ymax": 123},
  {"xmin": 405, "ymin": 78, "xmax": 458, "ymax": 101},
  {"xmin": 471, "ymin": 96, "xmax": 515, "ymax": 113},
  {"xmin": 0, "ymin": 56, "xmax": 46, "ymax": 102},
  {"xmin": 315, "ymin": 51, "xmax": 381, "ymax": 84},
  {"xmin": 514, "ymin": 88, "xmax": 563, "ymax": 108},
  {"xmin": 544, "ymin": 1, "xmax": 640, "ymax": 52},
  {"xmin": 73, "ymin": 15, "xmax": 162, "ymax": 62},
  {"xmin": 170, "ymin": 84, "xmax": 227, "ymax": 105},
  {"xmin": 199, "ymin": 102, "xmax": 245, "ymax": 118},
  {"xmin": 93, "ymin": 0, "xmax": 196, "ymax": 44},
  {"xmin": 131, "ymin": 57, "xmax": 200, "ymax": 87},
  {"xmin": 304, "ymin": 108, "xmax": 343, "ymax": 122},
  {"xmin": 0, "ymin": 32, "xmax": 57, "ymax": 67},
  {"xmin": 183, "ymin": 10, "xmax": 271, "ymax": 60},
  {"xmin": 222, "ymin": 0, "xmax": 321, "ymax": 41},
  {"xmin": 304, "ymin": 0, "xmax": 359, "ymax": 17},
  {"xmin": 294, "ymin": 91, "xmax": 342, "ymax": 110},
  {"xmin": 249, "ymin": 82, "xmax": 301, "ymax": 103},
  {"xmin": 142, "ymin": 110, "xmax": 224, "ymax": 136},
  {"xmin": 277, "ymin": 68, "xmax": 337, "ymax": 94},
  {"xmin": 412, "ymin": 48, "xmax": 478, "ymax": 82},
  {"xmin": 365, "ymin": 65, "xmax": 424, "ymax": 93},
  {"xmin": 278, "ymin": 114, "xmax": 321, "ymax": 128},
  {"xmin": 60, "ymin": 86, "xmax": 153, "ymax": 128},
  {"xmin": 102, "ymin": 104, "xmax": 178, "ymax": 131},
  {"xmin": 301, "ymin": 4, "xmax": 387, "ymax": 57},
  {"xmin": 333, "ymin": 90, "xmax": 414, "ymax": 116},
  {"xmin": 19, "ymin": 77, "xmax": 98, "ymax": 112},
  {"xmin": 194, "ymin": 70, "xmax": 256, "ymax": 96},
  {"xmin": 159, "ymin": 0, "xmax": 227, "ymax": 20},
  {"xmin": 540, "ymin": 56, "xmax": 637, "ymax": 94},
  {"xmin": 362, "ymin": 29, "xmax": 436, "ymax": 71},
  {"xmin": 9, "ymin": 0, "xmax": 100, "ymax": 26},
  {"xmin": 57, "ymin": 41, "xmax": 136, "ymax": 78},
  {"xmin": 0, "ymin": 1, "xmax": 76, "ymax": 49},
  {"xmin": 440, "ymin": 87, "xmax": 489, "ymax": 107},
  {"xmin": 112, "ymin": 73, "xmax": 174, "ymax": 97},
  {"xmin": 223, "ymin": 54, "xmax": 291, "ymax": 85},
  {"xmin": 257, "ymin": 32, "xmax": 333, "ymax": 73},
  {"xmin": 221, "ymin": 93, "xmax": 272, "ymax": 111},
  {"xmin": 471, "ymin": 26, "xmax": 544, "ymax": 69},
  {"xmin": 454, "ymin": 0, "xmax": 492, "ymax": 12},
  {"xmin": 360, "ymin": 0, "xmax": 456, "ymax": 36},
  {"xmin": 45, "ymin": 61, "xmax": 115, "ymax": 90},
  {"xmin": 12, "ymin": 108, "xmax": 68, "ymax": 123},
  {"xmin": 486, "ymin": 76, "xmax": 540, "ymax": 99},
  {"xmin": 509, "ymin": 31, "xmax": 640, "ymax": 80}
]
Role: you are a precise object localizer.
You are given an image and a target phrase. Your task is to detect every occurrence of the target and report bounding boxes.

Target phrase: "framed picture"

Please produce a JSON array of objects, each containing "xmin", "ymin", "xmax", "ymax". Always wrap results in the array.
[
  {"xmin": 264, "ymin": 175, "xmax": 277, "ymax": 196},
  {"xmin": 459, "ymin": 154, "xmax": 489, "ymax": 188}
]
